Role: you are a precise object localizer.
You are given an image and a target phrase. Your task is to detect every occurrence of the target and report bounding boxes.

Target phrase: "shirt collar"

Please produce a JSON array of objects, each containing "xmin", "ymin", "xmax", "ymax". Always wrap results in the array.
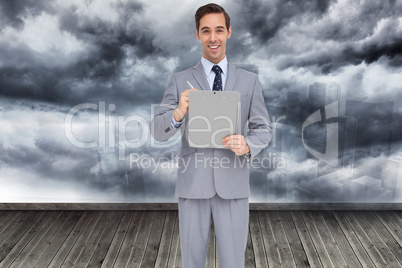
[{"xmin": 201, "ymin": 56, "xmax": 228, "ymax": 77}]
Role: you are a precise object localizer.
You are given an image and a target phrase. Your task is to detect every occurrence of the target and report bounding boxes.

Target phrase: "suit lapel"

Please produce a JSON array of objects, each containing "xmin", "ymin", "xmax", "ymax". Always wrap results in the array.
[
  {"xmin": 224, "ymin": 62, "xmax": 239, "ymax": 91},
  {"xmin": 191, "ymin": 61, "xmax": 239, "ymax": 91},
  {"xmin": 191, "ymin": 62, "xmax": 210, "ymax": 91}
]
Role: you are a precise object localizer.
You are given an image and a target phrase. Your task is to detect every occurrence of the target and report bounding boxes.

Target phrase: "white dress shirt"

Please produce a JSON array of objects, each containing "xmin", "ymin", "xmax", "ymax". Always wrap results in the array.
[{"xmin": 201, "ymin": 56, "xmax": 228, "ymax": 91}]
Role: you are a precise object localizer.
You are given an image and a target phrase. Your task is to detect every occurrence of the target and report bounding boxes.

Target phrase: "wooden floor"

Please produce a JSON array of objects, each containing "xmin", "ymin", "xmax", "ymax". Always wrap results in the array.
[{"xmin": 0, "ymin": 210, "xmax": 401, "ymax": 267}]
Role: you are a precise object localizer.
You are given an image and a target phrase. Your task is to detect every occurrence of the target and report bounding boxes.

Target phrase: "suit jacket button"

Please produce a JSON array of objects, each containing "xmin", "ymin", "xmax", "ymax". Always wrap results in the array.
[{"xmin": 165, "ymin": 127, "xmax": 170, "ymax": 133}]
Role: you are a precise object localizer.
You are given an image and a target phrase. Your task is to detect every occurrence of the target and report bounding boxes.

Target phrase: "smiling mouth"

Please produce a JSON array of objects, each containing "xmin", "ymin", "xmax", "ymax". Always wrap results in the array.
[{"xmin": 208, "ymin": 45, "xmax": 220, "ymax": 49}]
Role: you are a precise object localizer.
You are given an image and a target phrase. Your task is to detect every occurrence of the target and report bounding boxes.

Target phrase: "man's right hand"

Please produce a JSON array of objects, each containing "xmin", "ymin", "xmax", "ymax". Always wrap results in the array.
[{"xmin": 173, "ymin": 88, "xmax": 197, "ymax": 122}]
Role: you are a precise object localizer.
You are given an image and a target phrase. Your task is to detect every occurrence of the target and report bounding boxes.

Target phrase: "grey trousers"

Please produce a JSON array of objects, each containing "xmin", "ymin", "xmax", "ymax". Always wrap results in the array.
[{"xmin": 178, "ymin": 194, "xmax": 249, "ymax": 268}]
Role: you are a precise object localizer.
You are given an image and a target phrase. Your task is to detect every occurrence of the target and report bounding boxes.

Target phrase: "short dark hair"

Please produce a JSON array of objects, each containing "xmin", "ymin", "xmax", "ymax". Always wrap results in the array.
[{"xmin": 195, "ymin": 3, "xmax": 230, "ymax": 32}]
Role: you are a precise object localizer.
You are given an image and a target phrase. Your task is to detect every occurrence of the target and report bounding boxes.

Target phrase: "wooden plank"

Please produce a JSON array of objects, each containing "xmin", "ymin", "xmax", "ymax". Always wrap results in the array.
[
  {"xmin": 85, "ymin": 211, "xmax": 124, "ymax": 268},
  {"xmin": 141, "ymin": 211, "xmax": 167, "ymax": 267},
  {"xmin": 0, "ymin": 211, "xmax": 20, "ymax": 233},
  {"xmin": 0, "ymin": 210, "xmax": 401, "ymax": 268},
  {"xmin": 320, "ymin": 211, "xmax": 362, "ymax": 268},
  {"xmin": 290, "ymin": 211, "xmax": 322, "ymax": 268},
  {"xmin": 300, "ymin": 211, "xmax": 335, "ymax": 267},
  {"xmin": 167, "ymin": 212, "xmax": 181, "ymax": 268},
  {"xmin": 309, "ymin": 211, "xmax": 347, "ymax": 267},
  {"xmin": 351, "ymin": 211, "xmax": 400, "ymax": 266},
  {"xmin": 268, "ymin": 211, "xmax": 296, "ymax": 267},
  {"xmin": 71, "ymin": 211, "xmax": 115, "ymax": 267},
  {"xmin": 0, "ymin": 211, "xmax": 51, "ymax": 267},
  {"xmin": 113, "ymin": 211, "xmax": 144, "ymax": 267},
  {"xmin": 100, "ymin": 211, "xmax": 133, "ymax": 268},
  {"xmin": 206, "ymin": 222, "xmax": 216, "ymax": 268},
  {"xmin": 358, "ymin": 211, "xmax": 402, "ymax": 267},
  {"xmin": 0, "ymin": 211, "xmax": 11, "ymax": 225},
  {"xmin": 395, "ymin": 210, "xmax": 402, "ymax": 222},
  {"xmin": 56, "ymin": 210, "xmax": 95, "ymax": 267},
  {"xmin": 128, "ymin": 211, "xmax": 155, "ymax": 267},
  {"xmin": 249, "ymin": 211, "xmax": 267, "ymax": 268},
  {"xmin": 34, "ymin": 211, "xmax": 85, "ymax": 268},
  {"xmin": 257, "ymin": 211, "xmax": 281, "ymax": 267},
  {"xmin": 0, "ymin": 203, "xmax": 179, "ymax": 210},
  {"xmin": 60, "ymin": 211, "xmax": 103, "ymax": 267},
  {"xmin": 375, "ymin": 211, "xmax": 402, "ymax": 246},
  {"xmin": 68, "ymin": 211, "xmax": 116, "ymax": 268},
  {"xmin": 48, "ymin": 211, "xmax": 93, "ymax": 267},
  {"xmin": 2, "ymin": 203, "xmax": 402, "ymax": 210},
  {"xmin": 277, "ymin": 211, "xmax": 309, "ymax": 267},
  {"xmin": 251, "ymin": 203, "xmax": 402, "ymax": 210},
  {"xmin": 332, "ymin": 211, "xmax": 375, "ymax": 267},
  {"xmin": 0, "ymin": 211, "xmax": 41, "ymax": 262},
  {"xmin": 215, "ymin": 224, "xmax": 219, "ymax": 268},
  {"xmin": 12, "ymin": 211, "xmax": 71, "ymax": 268},
  {"xmin": 0, "ymin": 211, "xmax": 24, "ymax": 244},
  {"xmin": 342, "ymin": 211, "xmax": 388, "ymax": 267},
  {"xmin": 154, "ymin": 211, "xmax": 177, "ymax": 268},
  {"xmin": 7, "ymin": 211, "xmax": 65, "ymax": 268},
  {"xmin": 245, "ymin": 227, "xmax": 256, "ymax": 268},
  {"xmin": 384, "ymin": 211, "xmax": 402, "ymax": 235}
]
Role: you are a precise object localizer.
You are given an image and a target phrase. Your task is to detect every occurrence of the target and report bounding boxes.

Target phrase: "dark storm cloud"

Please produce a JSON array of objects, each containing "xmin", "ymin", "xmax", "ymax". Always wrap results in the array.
[
  {"xmin": 58, "ymin": 1, "xmax": 162, "ymax": 75},
  {"xmin": 0, "ymin": 0, "xmax": 54, "ymax": 30},
  {"xmin": 0, "ymin": 42, "xmax": 73, "ymax": 103},
  {"xmin": 303, "ymin": 1, "xmax": 402, "ymax": 73},
  {"xmin": 0, "ymin": 138, "xmax": 96, "ymax": 182},
  {"xmin": 342, "ymin": 23, "xmax": 402, "ymax": 68},
  {"xmin": 231, "ymin": 0, "xmax": 402, "ymax": 73},
  {"xmin": 0, "ymin": 0, "xmax": 169, "ymax": 109},
  {"xmin": 318, "ymin": 1, "xmax": 401, "ymax": 41},
  {"xmin": 1, "ymin": 0, "xmax": 401, "ymax": 105},
  {"xmin": 1, "ymin": 0, "xmax": 402, "ymax": 203},
  {"xmin": 236, "ymin": 0, "xmax": 334, "ymax": 43}
]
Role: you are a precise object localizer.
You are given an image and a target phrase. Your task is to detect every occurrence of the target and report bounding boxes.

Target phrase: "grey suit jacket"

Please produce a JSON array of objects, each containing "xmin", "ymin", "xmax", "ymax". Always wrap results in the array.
[{"xmin": 151, "ymin": 61, "xmax": 272, "ymax": 199}]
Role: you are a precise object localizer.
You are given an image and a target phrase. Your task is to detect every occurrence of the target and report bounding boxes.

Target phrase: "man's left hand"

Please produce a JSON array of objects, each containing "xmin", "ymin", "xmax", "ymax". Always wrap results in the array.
[{"xmin": 222, "ymin": 135, "xmax": 250, "ymax": 156}]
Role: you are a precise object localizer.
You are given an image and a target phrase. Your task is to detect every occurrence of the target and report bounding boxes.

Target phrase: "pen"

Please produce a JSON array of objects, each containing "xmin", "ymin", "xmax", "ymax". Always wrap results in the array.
[{"xmin": 187, "ymin": 81, "xmax": 195, "ymax": 89}]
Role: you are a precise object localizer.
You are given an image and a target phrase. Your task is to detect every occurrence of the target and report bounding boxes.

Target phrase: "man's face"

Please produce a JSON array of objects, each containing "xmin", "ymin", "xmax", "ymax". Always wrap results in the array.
[{"xmin": 196, "ymin": 13, "xmax": 232, "ymax": 64}]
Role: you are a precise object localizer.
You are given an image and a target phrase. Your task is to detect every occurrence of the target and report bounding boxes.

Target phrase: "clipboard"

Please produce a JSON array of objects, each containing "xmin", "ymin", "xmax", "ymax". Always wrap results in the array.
[{"xmin": 188, "ymin": 91, "xmax": 240, "ymax": 148}]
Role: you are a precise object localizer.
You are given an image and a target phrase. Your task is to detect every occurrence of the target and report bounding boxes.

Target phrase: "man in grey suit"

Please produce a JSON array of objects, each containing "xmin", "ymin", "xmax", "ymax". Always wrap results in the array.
[{"xmin": 151, "ymin": 3, "xmax": 272, "ymax": 268}]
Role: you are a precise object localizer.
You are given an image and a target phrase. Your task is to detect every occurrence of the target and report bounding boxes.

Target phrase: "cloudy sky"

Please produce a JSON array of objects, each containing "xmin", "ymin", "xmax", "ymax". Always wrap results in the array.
[{"xmin": 0, "ymin": 0, "xmax": 401, "ymax": 202}]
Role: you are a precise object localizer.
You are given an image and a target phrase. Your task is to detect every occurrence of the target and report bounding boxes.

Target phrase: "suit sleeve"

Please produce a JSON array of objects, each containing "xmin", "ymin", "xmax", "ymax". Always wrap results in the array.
[
  {"xmin": 245, "ymin": 76, "xmax": 273, "ymax": 160},
  {"xmin": 150, "ymin": 75, "xmax": 181, "ymax": 142}
]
